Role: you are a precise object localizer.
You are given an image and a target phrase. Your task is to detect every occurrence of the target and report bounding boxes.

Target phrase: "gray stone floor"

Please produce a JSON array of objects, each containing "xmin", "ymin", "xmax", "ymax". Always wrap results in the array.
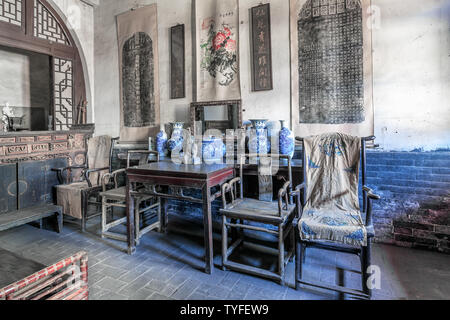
[{"xmin": 0, "ymin": 214, "xmax": 449, "ymax": 300}]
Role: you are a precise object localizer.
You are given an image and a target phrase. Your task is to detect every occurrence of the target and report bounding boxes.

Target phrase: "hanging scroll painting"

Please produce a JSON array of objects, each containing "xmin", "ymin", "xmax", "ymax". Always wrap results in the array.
[
  {"xmin": 195, "ymin": 0, "xmax": 241, "ymax": 102},
  {"xmin": 251, "ymin": 3, "xmax": 273, "ymax": 91},
  {"xmin": 170, "ymin": 24, "xmax": 186, "ymax": 99},
  {"xmin": 290, "ymin": 0, "xmax": 374, "ymax": 137},
  {"xmin": 117, "ymin": 4, "xmax": 160, "ymax": 143}
]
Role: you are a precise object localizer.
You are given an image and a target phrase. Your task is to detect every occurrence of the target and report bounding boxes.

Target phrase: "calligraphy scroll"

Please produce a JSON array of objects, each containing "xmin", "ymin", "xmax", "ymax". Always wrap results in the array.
[
  {"xmin": 195, "ymin": 0, "xmax": 241, "ymax": 102},
  {"xmin": 290, "ymin": 0, "xmax": 374, "ymax": 137},
  {"xmin": 251, "ymin": 3, "xmax": 273, "ymax": 91},
  {"xmin": 117, "ymin": 4, "xmax": 160, "ymax": 143},
  {"xmin": 171, "ymin": 24, "xmax": 186, "ymax": 99}
]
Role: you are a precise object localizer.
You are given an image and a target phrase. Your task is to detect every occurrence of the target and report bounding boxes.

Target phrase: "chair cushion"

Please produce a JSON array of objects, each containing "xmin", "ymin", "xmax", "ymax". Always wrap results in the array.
[
  {"xmin": 299, "ymin": 208, "xmax": 369, "ymax": 246},
  {"xmin": 301, "ymin": 133, "xmax": 368, "ymax": 246},
  {"xmin": 56, "ymin": 182, "xmax": 90, "ymax": 220},
  {"xmin": 220, "ymin": 198, "xmax": 296, "ymax": 224}
]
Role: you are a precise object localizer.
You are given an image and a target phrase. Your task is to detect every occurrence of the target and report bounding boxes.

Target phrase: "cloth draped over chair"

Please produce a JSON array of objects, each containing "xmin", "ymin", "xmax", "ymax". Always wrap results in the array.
[
  {"xmin": 57, "ymin": 136, "xmax": 112, "ymax": 220},
  {"xmin": 299, "ymin": 132, "xmax": 367, "ymax": 246}
]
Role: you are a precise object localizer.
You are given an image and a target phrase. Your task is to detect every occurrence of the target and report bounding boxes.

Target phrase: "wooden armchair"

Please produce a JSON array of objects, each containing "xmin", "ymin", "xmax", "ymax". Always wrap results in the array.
[
  {"xmin": 100, "ymin": 150, "xmax": 161, "ymax": 245},
  {"xmin": 294, "ymin": 134, "xmax": 381, "ymax": 299},
  {"xmin": 220, "ymin": 154, "xmax": 298, "ymax": 285},
  {"xmin": 54, "ymin": 136, "xmax": 119, "ymax": 232}
]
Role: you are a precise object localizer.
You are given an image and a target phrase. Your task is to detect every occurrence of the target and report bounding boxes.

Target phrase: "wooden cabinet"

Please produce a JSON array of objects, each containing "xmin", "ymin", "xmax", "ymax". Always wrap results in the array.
[
  {"xmin": 0, "ymin": 164, "xmax": 17, "ymax": 214},
  {"xmin": 0, "ymin": 158, "xmax": 67, "ymax": 214}
]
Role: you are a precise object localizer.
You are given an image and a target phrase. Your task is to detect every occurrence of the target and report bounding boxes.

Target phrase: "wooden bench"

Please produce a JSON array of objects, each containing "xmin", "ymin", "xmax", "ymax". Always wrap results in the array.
[{"xmin": 0, "ymin": 204, "xmax": 63, "ymax": 233}]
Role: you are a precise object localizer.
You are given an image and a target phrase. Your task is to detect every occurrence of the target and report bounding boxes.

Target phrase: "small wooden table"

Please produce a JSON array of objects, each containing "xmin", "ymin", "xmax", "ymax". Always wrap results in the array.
[{"xmin": 126, "ymin": 162, "xmax": 235, "ymax": 274}]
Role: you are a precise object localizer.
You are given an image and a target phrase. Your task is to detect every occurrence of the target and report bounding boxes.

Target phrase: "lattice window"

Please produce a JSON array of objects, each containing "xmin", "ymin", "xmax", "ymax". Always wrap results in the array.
[
  {"xmin": 33, "ymin": 0, "xmax": 69, "ymax": 45},
  {"xmin": 54, "ymin": 58, "xmax": 74, "ymax": 131},
  {"xmin": 0, "ymin": 0, "xmax": 23, "ymax": 26}
]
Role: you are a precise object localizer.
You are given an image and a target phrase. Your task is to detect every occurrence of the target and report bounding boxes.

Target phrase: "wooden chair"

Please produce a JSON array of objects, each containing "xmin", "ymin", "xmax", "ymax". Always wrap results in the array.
[
  {"xmin": 54, "ymin": 136, "xmax": 119, "ymax": 232},
  {"xmin": 294, "ymin": 134, "xmax": 381, "ymax": 299},
  {"xmin": 220, "ymin": 154, "xmax": 297, "ymax": 285},
  {"xmin": 100, "ymin": 150, "xmax": 161, "ymax": 245}
]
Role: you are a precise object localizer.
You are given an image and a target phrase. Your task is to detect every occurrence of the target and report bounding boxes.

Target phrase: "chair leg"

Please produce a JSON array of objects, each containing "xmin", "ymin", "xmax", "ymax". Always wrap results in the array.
[
  {"xmin": 101, "ymin": 198, "xmax": 107, "ymax": 239},
  {"xmin": 81, "ymin": 191, "xmax": 88, "ymax": 233},
  {"xmin": 278, "ymin": 225, "xmax": 285, "ymax": 286},
  {"xmin": 295, "ymin": 228, "xmax": 303, "ymax": 291},
  {"xmin": 289, "ymin": 227, "xmax": 295, "ymax": 262},
  {"xmin": 157, "ymin": 198, "xmax": 162, "ymax": 233},
  {"xmin": 135, "ymin": 199, "xmax": 140, "ymax": 246},
  {"xmin": 222, "ymin": 215, "xmax": 228, "ymax": 271},
  {"xmin": 361, "ymin": 240, "xmax": 372, "ymax": 299}
]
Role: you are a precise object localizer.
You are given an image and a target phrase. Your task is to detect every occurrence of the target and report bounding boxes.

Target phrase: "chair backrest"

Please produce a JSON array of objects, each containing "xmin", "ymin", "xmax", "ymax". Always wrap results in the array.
[
  {"xmin": 237, "ymin": 154, "xmax": 293, "ymax": 200},
  {"xmin": 126, "ymin": 150, "xmax": 160, "ymax": 168},
  {"xmin": 222, "ymin": 154, "xmax": 292, "ymax": 215},
  {"xmin": 297, "ymin": 134, "xmax": 375, "ymax": 212}
]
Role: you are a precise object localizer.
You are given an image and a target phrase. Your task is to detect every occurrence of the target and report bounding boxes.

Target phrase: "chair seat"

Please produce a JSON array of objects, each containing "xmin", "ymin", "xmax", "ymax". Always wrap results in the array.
[
  {"xmin": 100, "ymin": 187, "xmax": 155, "ymax": 202},
  {"xmin": 220, "ymin": 198, "xmax": 296, "ymax": 224},
  {"xmin": 299, "ymin": 208, "xmax": 371, "ymax": 247},
  {"xmin": 100, "ymin": 186, "xmax": 127, "ymax": 200}
]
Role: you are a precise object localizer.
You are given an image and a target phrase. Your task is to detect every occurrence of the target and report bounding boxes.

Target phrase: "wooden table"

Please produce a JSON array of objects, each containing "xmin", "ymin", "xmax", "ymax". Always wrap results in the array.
[{"xmin": 126, "ymin": 162, "xmax": 235, "ymax": 274}]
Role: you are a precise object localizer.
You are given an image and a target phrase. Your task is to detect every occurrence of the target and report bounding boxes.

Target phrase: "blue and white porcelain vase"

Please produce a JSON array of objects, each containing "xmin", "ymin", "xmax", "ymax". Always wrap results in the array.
[
  {"xmin": 167, "ymin": 122, "xmax": 184, "ymax": 152},
  {"xmin": 279, "ymin": 120, "xmax": 295, "ymax": 159},
  {"xmin": 202, "ymin": 136, "xmax": 225, "ymax": 163},
  {"xmin": 156, "ymin": 128, "xmax": 168, "ymax": 156},
  {"xmin": 248, "ymin": 119, "xmax": 271, "ymax": 154}
]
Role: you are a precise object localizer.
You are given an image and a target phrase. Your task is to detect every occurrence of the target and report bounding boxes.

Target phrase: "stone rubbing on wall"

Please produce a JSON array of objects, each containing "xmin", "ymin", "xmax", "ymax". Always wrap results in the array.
[
  {"xmin": 298, "ymin": 0, "xmax": 365, "ymax": 124},
  {"xmin": 122, "ymin": 32, "xmax": 155, "ymax": 128}
]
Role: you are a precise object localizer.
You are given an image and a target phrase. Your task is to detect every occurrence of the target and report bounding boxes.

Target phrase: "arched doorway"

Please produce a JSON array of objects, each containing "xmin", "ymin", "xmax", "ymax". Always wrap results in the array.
[{"xmin": 0, "ymin": 0, "xmax": 86, "ymax": 131}]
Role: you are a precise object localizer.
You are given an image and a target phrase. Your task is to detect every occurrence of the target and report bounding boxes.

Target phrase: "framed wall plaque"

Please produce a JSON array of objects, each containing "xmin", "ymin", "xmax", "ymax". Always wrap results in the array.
[
  {"xmin": 170, "ymin": 24, "xmax": 185, "ymax": 99},
  {"xmin": 251, "ymin": 3, "xmax": 273, "ymax": 91}
]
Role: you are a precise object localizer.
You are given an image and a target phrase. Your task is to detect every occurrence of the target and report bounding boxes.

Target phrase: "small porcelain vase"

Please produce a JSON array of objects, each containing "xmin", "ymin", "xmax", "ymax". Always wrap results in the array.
[
  {"xmin": 156, "ymin": 128, "xmax": 168, "ymax": 156},
  {"xmin": 167, "ymin": 122, "xmax": 184, "ymax": 152},
  {"xmin": 279, "ymin": 120, "xmax": 295, "ymax": 159},
  {"xmin": 248, "ymin": 119, "xmax": 271, "ymax": 154},
  {"xmin": 202, "ymin": 136, "xmax": 225, "ymax": 163}
]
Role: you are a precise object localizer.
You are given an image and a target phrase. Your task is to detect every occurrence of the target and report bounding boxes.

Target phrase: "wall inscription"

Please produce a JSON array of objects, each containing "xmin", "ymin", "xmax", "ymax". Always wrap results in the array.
[
  {"xmin": 251, "ymin": 3, "xmax": 273, "ymax": 91},
  {"xmin": 122, "ymin": 32, "xmax": 155, "ymax": 128},
  {"xmin": 298, "ymin": 0, "xmax": 364, "ymax": 124}
]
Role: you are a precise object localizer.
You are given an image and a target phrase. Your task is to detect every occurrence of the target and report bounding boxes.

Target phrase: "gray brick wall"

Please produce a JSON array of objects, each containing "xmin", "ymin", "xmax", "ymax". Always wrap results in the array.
[{"xmin": 366, "ymin": 151, "xmax": 450, "ymax": 254}]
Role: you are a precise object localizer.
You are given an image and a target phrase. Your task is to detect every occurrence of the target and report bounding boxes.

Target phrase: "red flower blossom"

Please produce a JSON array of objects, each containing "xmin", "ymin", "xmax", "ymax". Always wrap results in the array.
[{"xmin": 213, "ymin": 32, "xmax": 226, "ymax": 50}]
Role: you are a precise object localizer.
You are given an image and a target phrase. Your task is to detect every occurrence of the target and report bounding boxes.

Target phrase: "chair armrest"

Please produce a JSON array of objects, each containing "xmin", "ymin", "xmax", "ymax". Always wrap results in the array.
[
  {"xmin": 362, "ymin": 186, "xmax": 380, "ymax": 227},
  {"xmin": 277, "ymin": 181, "xmax": 291, "ymax": 216},
  {"xmin": 363, "ymin": 186, "xmax": 381, "ymax": 200},
  {"xmin": 290, "ymin": 183, "xmax": 306, "ymax": 219},
  {"xmin": 52, "ymin": 166, "xmax": 87, "ymax": 184},
  {"xmin": 84, "ymin": 167, "xmax": 110, "ymax": 188},
  {"xmin": 290, "ymin": 183, "xmax": 306, "ymax": 196},
  {"xmin": 222, "ymin": 177, "xmax": 241, "ymax": 209},
  {"xmin": 101, "ymin": 169, "xmax": 126, "ymax": 191}
]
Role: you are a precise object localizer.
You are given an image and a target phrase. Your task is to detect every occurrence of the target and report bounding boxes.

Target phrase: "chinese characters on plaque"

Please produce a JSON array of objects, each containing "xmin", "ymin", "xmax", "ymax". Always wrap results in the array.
[{"xmin": 251, "ymin": 3, "xmax": 273, "ymax": 91}]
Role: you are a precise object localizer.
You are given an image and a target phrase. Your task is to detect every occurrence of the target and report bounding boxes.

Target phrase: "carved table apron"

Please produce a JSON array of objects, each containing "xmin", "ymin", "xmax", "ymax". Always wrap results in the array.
[{"xmin": 126, "ymin": 162, "xmax": 235, "ymax": 274}]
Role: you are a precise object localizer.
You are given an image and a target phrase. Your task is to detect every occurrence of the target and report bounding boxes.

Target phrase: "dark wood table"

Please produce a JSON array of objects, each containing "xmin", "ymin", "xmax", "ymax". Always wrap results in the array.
[{"xmin": 126, "ymin": 162, "xmax": 235, "ymax": 274}]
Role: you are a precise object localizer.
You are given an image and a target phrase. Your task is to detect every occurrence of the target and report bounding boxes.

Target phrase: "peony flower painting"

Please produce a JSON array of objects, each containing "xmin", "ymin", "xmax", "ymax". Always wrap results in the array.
[{"xmin": 200, "ymin": 21, "xmax": 238, "ymax": 87}]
